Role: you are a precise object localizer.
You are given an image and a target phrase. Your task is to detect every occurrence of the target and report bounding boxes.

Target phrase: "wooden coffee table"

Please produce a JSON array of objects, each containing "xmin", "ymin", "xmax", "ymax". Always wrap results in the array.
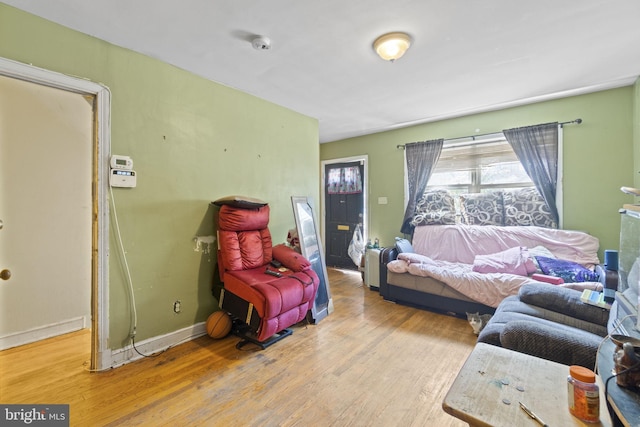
[{"xmin": 443, "ymin": 343, "xmax": 612, "ymax": 426}]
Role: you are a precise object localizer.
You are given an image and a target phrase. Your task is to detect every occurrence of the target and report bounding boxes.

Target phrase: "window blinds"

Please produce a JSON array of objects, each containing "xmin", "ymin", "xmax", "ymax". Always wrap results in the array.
[{"xmin": 435, "ymin": 134, "xmax": 519, "ymax": 172}]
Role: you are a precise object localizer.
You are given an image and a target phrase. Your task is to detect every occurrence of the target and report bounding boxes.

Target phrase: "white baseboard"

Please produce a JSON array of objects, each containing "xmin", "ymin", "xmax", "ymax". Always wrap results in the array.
[
  {"xmin": 109, "ymin": 322, "xmax": 207, "ymax": 369},
  {"xmin": 0, "ymin": 316, "xmax": 87, "ymax": 350}
]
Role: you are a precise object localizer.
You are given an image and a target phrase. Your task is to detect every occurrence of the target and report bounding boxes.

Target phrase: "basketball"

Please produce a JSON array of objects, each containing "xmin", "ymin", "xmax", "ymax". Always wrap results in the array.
[{"xmin": 206, "ymin": 311, "xmax": 232, "ymax": 339}]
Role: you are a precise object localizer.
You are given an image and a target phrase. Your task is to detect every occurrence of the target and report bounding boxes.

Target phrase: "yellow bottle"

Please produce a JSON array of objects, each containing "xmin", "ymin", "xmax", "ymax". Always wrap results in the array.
[{"xmin": 567, "ymin": 365, "xmax": 599, "ymax": 423}]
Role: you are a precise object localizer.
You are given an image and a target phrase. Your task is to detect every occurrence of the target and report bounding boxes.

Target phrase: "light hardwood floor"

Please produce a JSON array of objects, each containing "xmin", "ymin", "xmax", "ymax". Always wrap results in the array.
[{"xmin": 0, "ymin": 268, "xmax": 476, "ymax": 426}]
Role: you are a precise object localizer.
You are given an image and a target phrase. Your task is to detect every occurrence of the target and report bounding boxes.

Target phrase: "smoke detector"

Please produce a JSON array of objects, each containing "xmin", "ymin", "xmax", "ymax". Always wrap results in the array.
[{"xmin": 252, "ymin": 36, "xmax": 272, "ymax": 51}]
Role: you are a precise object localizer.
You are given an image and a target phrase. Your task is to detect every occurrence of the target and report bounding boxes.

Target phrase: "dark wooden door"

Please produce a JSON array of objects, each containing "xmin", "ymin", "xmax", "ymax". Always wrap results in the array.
[{"xmin": 324, "ymin": 161, "xmax": 364, "ymax": 270}]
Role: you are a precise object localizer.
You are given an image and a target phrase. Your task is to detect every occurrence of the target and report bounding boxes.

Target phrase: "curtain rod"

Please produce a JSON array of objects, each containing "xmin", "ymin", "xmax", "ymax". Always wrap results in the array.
[{"xmin": 396, "ymin": 118, "xmax": 582, "ymax": 150}]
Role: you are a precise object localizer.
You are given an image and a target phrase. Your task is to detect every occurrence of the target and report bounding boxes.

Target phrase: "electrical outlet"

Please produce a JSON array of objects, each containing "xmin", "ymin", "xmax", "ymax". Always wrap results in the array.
[{"xmin": 173, "ymin": 300, "xmax": 181, "ymax": 313}]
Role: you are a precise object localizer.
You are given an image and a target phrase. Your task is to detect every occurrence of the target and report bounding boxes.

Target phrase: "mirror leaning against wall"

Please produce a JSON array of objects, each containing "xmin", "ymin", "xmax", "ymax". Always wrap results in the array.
[{"xmin": 291, "ymin": 196, "xmax": 333, "ymax": 323}]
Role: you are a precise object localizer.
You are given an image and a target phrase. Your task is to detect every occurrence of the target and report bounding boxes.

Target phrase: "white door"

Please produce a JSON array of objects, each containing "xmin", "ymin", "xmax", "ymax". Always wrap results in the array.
[{"xmin": 0, "ymin": 75, "xmax": 92, "ymax": 349}]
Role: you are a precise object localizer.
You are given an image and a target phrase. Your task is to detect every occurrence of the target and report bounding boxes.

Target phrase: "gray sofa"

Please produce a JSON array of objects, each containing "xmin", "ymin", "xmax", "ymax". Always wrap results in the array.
[{"xmin": 477, "ymin": 281, "xmax": 616, "ymax": 368}]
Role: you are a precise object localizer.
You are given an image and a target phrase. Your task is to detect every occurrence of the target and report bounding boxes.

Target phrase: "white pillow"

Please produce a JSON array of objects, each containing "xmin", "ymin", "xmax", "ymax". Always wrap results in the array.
[
  {"xmin": 529, "ymin": 245, "xmax": 556, "ymax": 273},
  {"xmin": 398, "ymin": 252, "xmax": 436, "ymax": 265},
  {"xmin": 387, "ymin": 260, "xmax": 409, "ymax": 273},
  {"xmin": 528, "ymin": 245, "xmax": 556, "ymax": 259}
]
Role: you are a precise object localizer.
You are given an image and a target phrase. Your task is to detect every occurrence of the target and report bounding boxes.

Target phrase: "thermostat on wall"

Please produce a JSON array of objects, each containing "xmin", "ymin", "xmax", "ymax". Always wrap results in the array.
[
  {"xmin": 110, "ymin": 154, "xmax": 136, "ymax": 187},
  {"xmin": 110, "ymin": 154, "xmax": 133, "ymax": 170},
  {"xmin": 110, "ymin": 169, "xmax": 137, "ymax": 188}
]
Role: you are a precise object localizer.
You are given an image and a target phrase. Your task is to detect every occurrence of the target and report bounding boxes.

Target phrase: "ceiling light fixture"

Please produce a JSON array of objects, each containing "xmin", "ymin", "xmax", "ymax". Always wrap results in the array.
[{"xmin": 373, "ymin": 32, "xmax": 412, "ymax": 62}]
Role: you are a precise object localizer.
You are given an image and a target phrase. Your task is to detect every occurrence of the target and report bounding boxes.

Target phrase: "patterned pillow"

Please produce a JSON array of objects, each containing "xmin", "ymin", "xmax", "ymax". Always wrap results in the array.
[
  {"xmin": 503, "ymin": 187, "xmax": 557, "ymax": 228},
  {"xmin": 459, "ymin": 191, "xmax": 504, "ymax": 226},
  {"xmin": 535, "ymin": 256, "xmax": 599, "ymax": 283},
  {"xmin": 411, "ymin": 189, "xmax": 456, "ymax": 226}
]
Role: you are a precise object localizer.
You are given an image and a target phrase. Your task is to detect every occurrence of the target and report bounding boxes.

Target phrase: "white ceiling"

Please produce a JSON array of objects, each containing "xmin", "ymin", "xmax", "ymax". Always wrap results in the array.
[{"xmin": 5, "ymin": 0, "xmax": 640, "ymax": 143}]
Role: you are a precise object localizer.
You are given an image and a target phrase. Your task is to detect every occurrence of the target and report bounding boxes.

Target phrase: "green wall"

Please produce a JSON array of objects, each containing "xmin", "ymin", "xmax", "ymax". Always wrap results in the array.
[
  {"xmin": 0, "ymin": 5, "xmax": 320, "ymax": 347},
  {"xmin": 321, "ymin": 87, "xmax": 637, "ymax": 259}
]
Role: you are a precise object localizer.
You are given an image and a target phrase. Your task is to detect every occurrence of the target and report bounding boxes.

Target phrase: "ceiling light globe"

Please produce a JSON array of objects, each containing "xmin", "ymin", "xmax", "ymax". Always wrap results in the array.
[{"xmin": 373, "ymin": 32, "xmax": 412, "ymax": 62}]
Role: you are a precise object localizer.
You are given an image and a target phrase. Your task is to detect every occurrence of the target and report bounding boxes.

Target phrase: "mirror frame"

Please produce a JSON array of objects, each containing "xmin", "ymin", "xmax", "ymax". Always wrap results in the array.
[{"xmin": 291, "ymin": 196, "xmax": 333, "ymax": 323}]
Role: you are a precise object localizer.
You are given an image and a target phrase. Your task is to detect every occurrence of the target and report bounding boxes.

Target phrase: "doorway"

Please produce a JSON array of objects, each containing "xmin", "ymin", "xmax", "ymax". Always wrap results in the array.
[
  {"xmin": 321, "ymin": 157, "xmax": 367, "ymax": 270},
  {"xmin": 0, "ymin": 58, "xmax": 111, "ymax": 371},
  {"xmin": 0, "ymin": 75, "xmax": 92, "ymax": 350}
]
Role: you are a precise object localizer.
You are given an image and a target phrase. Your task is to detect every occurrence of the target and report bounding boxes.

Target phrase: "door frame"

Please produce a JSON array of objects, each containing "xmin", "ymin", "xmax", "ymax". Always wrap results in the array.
[
  {"xmin": 320, "ymin": 155, "xmax": 368, "ymax": 264},
  {"xmin": 0, "ymin": 57, "xmax": 111, "ymax": 371}
]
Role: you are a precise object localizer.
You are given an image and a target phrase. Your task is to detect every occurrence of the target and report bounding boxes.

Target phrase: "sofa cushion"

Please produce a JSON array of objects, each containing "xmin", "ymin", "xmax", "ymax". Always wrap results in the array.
[
  {"xmin": 459, "ymin": 191, "xmax": 503, "ymax": 226},
  {"xmin": 502, "ymin": 187, "xmax": 557, "ymax": 228},
  {"xmin": 411, "ymin": 189, "xmax": 457, "ymax": 226},
  {"xmin": 477, "ymin": 295, "xmax": 523, "ymax": 346},
  {"xmin": 500, "ymin": 319, "xmax": 602, "ymax": 367},
  {"xmin": 476, "ymin": 295, "xmax": 571, "ymax": 342},
  {"xmin": 518, "ymin": 283, "xmax": 609, "ymax": 327},
  {"xmin": 477, "ymin": 292, "xmax": 608, "ymax": 347}
]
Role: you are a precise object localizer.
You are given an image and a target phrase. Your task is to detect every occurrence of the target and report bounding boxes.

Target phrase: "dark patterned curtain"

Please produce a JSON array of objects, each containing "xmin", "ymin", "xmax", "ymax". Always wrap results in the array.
[
  {"xmin": 503, "ymin": 122, "xmax": 559, "ymax": 224},
  {"xmin": 401, "ymin": 139, "xmax": 444, "ymax": 235}
]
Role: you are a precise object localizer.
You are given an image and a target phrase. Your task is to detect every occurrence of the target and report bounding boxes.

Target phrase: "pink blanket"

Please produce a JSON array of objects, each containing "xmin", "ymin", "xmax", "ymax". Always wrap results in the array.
[
  {"xmin": 472, "ymin": 246, "xmax": 537, "ymax": 276},
  {"xmin": 406, "ymin": 259, "xmax": 534, "ymax": 307},
  {"xmin": 412, "ymin": 225, "xmax": 599, "ymax": 266},
  {"xmin": 389, "ymin": 255, "xmax": 603, "ymax": 307},
  {"xmin": 388, "ymin": 225, "xmax": 601, "ymax": 307}
]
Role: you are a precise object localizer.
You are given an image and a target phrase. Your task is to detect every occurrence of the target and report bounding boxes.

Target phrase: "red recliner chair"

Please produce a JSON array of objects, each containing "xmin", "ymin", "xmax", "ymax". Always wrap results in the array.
[{"xmin": 214, "ymin": 198, "xmax": 320, "ymax": 349}]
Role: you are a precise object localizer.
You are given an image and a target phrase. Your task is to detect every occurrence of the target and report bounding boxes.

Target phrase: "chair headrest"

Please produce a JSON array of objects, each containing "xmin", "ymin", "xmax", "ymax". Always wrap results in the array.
[
  {"xmin": 218, "ymin": 205, "xmax": 270, "ymax": 231},
  {"xmin": 212, "ymin": 195, "xmax": 267, "ymax": 209}
]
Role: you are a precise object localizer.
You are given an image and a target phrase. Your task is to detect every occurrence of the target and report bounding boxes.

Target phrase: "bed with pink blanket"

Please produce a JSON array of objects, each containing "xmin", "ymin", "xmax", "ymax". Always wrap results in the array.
[{"xmin": 379, "ymin": 225, "xmax": 603, "ymax": 316}]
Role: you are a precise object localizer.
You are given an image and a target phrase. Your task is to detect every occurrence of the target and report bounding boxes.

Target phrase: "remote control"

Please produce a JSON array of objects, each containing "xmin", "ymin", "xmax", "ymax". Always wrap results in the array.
[
  {"xmin": 270, "ymin": 259, "xmax": 282, "ymax": 268},
  {"xmin": 265, "ymin": 268, "xmax": 282, "ymax": 277}
]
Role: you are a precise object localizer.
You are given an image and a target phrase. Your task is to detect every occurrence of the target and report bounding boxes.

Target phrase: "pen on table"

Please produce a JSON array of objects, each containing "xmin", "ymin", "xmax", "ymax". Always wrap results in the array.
[{"xmin": 519, "ymin": 401, "xmax": 549, "ymax": 427}]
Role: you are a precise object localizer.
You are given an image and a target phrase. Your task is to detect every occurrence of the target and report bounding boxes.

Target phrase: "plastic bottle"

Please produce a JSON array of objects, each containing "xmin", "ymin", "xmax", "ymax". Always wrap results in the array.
[
  {"xmin": 366, "ymin": 239, "xmax": 373, "ymax": 249},
  {"xmin": 373, "ymin": 238, "xmax": 380, "ymax": 249},
  {"xmin": 567, "ymin": 365, "xmax": 599, "ymax": 423}
]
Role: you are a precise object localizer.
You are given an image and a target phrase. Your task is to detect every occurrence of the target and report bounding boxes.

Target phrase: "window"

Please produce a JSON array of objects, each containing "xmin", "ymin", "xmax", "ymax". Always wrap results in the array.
[
  {"xmin": 427, "ymin": 133, "xmax": 533, "ymax": 194},
  {"xmin": 402, "ymin": 123, "xmax": 562, "ymax": 233}
]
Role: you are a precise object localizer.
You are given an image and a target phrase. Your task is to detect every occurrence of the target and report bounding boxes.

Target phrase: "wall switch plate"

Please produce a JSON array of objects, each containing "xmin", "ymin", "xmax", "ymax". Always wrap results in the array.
[{"xmin": 378, "ymin": 196, "xmax": 388, "ymax": 205}]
